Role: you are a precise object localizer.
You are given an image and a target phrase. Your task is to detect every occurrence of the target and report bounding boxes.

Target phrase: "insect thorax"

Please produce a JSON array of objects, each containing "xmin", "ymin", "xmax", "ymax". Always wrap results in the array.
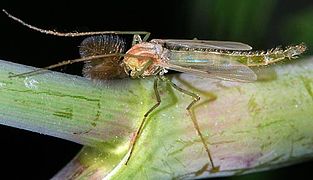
[{"xmin": 123, "ymin": 42, "xmax": 166, "ymax": 78}]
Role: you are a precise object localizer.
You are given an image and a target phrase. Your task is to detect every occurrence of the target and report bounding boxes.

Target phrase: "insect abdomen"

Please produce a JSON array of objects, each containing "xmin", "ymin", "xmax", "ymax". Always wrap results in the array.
[{"xmin": 168, "ymin": 43, "xmax": 306, "ymax": 67}]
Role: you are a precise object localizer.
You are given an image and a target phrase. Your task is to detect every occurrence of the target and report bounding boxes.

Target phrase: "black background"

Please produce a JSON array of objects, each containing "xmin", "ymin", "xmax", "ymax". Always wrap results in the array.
[{"xmin": 0, "ymin": 1, "xmax": 313, "ymax": 179}]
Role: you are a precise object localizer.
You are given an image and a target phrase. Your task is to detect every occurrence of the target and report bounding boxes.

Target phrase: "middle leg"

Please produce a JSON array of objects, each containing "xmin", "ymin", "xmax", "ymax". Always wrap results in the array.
[{"xmin": 161, "ymin": 76, "xmax": 219, "ymax": 172}]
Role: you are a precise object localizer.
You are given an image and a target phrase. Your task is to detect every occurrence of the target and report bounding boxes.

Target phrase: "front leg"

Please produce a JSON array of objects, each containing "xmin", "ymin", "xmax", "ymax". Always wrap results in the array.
[{"xmin": 125, "ymin": 76, "xmax": 161, "ymax": 164}]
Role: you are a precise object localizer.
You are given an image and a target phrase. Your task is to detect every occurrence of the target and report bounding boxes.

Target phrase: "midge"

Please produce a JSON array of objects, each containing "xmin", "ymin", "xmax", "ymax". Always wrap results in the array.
[{"xmin": 3, "ymin": 10, "xmax": 306, "ymax": 172}]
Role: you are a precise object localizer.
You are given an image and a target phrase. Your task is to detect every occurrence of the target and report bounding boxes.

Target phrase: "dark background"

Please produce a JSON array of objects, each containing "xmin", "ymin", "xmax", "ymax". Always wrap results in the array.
[{"xmin": 0, "ymin": 0, "xmax": 313, "ymax": 179}]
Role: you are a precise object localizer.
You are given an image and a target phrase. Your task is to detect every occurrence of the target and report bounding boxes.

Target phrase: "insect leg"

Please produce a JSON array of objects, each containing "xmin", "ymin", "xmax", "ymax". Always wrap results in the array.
[
  {"xmin": 125, "ymin": 76, "xmax": 161, "ymax": 165},
  {"xmin": 132, "ymin": 33, "xmax": 151, "ymax": 44},
  {"xmin": 9, "ymin": 53, "xmax": 124, "ymax": 78},
  {"xmin": 131, "ymin": 59, "xmax": 153, "ymax": 78},
  {"xmin": 3, "ymin": 9, "xmax": 151, "ymax": 39},
  {"xmin": 132, "ymin": 34, "xmax": 143, "ymax": 46},
  {"xmin": 160, "ymin": 76, "xmax": 219, "ymax": 172},
  {"xmin": 142, "ymin": 32, "xmax": 151, "ymax": 42}
]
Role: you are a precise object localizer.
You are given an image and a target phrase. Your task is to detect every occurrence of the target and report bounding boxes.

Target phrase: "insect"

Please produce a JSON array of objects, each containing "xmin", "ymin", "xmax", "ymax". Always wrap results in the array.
[{"xmin": 3, "ymin": 10, "xmax": 306, "ymax": 172}]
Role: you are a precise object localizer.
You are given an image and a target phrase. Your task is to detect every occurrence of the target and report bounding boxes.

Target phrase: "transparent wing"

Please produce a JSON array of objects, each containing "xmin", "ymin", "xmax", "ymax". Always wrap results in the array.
[
  {"xmin": 162, "ymin": 58, "xmax": 257, "ymax": 82},
  {"xmin": 151, "ymin": 39, "xmax": 252, "ymax": 51}
]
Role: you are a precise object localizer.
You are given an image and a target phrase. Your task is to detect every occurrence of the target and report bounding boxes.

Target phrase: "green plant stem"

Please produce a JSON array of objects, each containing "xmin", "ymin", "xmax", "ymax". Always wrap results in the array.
[{"xmin": 1, "ymin": 58, "xmax": 313, "ymax": 179}]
